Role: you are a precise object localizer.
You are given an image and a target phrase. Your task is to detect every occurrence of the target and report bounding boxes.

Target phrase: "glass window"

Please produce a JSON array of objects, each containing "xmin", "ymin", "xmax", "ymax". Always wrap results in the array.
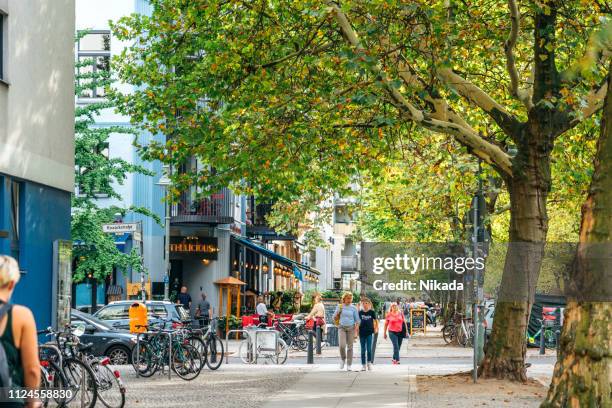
[
  {"xmin": 149, "ymin": 305, "xmax": 168, "ymax": 318},
  {"xmin": 96, "ymin": 305, "xmax": 129, "ymax": 320},
  {"xmin": 77, "ymin": 31, "xmax": 110, "ymax": 98},
  {"xmin": 79, "ymin": 32, "xmax": 110, "ymax": 52}
]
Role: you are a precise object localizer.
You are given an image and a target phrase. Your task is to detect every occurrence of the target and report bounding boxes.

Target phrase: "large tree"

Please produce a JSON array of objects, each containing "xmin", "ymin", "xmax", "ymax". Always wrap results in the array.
[
  {"xmin": 541, "ymin": 65, "xmax": 611, "ymax": 408},
  {"xmin": 111, "ymin": 0, "xmax": 609, "ymax": 380}
]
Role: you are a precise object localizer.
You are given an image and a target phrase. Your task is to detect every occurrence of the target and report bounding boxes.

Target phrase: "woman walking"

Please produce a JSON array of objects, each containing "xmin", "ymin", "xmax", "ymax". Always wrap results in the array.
[
  {"xmin": 333, "ymin": 292, "xmax": 360, "ymax": 371},
  {"xmin": 358, "ymin": 297, "xmax": 378, "ymax": 371},
  {"xmin": 384, "ymin": 303, "xmax": 407, "ymax": 364},
  {"xmin": 0, "ymin": 255, "xmax": 41, "ymax": 407}
]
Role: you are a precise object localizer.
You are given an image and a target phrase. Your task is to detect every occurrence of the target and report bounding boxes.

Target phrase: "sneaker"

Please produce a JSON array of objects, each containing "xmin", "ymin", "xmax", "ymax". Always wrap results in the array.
[
  {"xmin": 391, "ymin": 359, "xmax": 397, "ymax": 365},
  {"xmin": 392, "ymin": 360, "xmax": 398, "ymax": 365},
  {"xmin": 346, "ymin": 365, "xmax": 352, "ymax": 372},
  {"xmin": 367, "ymin": 363, "xmax": 373, "ymax": 371},
  {"xmin": 361, "ymin": 365, "xmax": 367, "ymax": 371},
  {"xmin": 339, "ymin": 361, "xmax": 345, "ymax": 370}
]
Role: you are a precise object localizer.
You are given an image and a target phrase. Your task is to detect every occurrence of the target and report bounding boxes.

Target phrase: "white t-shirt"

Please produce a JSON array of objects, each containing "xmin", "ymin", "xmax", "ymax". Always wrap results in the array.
[{"xmin": 256, "ymin": 303, "xmax": 268, "ymax": 316}]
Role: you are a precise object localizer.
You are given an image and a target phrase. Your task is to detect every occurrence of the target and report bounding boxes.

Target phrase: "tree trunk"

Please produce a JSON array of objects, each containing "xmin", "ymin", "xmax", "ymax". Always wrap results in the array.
[
  {"xmin": 480, "ymin": 117, "xmax": 552, "ymax": 381},
  {"xmin": 542, "ymin": 68, "xmax": 612, "ymax": 408}
]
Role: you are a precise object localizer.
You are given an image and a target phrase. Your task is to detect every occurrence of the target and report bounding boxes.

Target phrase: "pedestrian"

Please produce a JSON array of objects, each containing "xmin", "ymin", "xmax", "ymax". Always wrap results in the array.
[
  {"xmin": 306, "ymin": 293, "xmax": 326, "ymax": 335},
  {"xmin": 358, "ymin": 297, "xmax": 378, "ymax": 371},
  {"xmin": 384, "ymin": 303, "xmax": 407, "ymax": 364},
  {"xmin": 0, "ymin": 255, "xmax": 41, "ymax": 407},
  {"xmin": 333, "ymin": 292, "xmax": 360, "ymax": 371},
  {"xmin": 176, "ymin": 286, "xmax": 192, "ymax": 314},
  {"xmin": 256, "ymin": 296, "xmax": 274, "ymax": 326},
  {"xmin": 195, "ymin": 292, "xmax": 212, "ymax": 327}
]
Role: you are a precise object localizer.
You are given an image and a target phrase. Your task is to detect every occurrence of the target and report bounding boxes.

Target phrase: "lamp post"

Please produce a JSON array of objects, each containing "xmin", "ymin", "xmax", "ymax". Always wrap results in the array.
[{"xmin": 156, "ymin": 165, "xmax": 172, "ymax": 301}]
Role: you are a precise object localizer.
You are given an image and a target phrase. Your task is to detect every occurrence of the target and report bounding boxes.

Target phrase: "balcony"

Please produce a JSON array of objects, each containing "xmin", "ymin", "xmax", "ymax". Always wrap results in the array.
[
  {"xmin": 246, "ymin": 200, "xmax": 295, "ymax": 240},
  {"xmin": 341, "ymin": 255, "xmax": 359, "ymax": 272},
  {"xmin": 170, "ymin": 188, "xmax": 235, "ymax": 225}
]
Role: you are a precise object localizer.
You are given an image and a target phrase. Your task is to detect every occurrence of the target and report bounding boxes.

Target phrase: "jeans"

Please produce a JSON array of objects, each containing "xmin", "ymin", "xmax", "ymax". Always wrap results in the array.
[
  {"xmin": 389, "ymin": 331, "xmax": 403, "ymax": 361},
  {"xmin": 338, "ymin": 325, "xmax": 355, "ymax": 364},
  {"xmin": 360, "ymin": 333, "xmax": 373, "ymax": 365}
]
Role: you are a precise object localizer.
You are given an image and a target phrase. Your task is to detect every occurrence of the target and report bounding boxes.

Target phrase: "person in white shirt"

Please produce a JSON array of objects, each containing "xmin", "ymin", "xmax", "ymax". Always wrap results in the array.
[{"xmin": 256, "ymin": 296, "xmax": 273, "ymax": 326}]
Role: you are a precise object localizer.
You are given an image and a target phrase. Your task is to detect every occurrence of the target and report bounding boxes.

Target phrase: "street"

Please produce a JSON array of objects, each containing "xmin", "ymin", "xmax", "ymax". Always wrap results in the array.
[{"xmin": 115, "ymin": 326, "xmax": 556, "ymax": 408}]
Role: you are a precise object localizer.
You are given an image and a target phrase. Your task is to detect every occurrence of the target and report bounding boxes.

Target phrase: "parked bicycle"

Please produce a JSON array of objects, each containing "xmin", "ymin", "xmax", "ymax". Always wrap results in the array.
[
  {"xmin": 38, "ymin": 323, "xmax": 125, "ymax": 408},
  {"xmin": 131, "ymin": 321, "xmax": 203, "ymax": 380},
  {"xmin": 182, "ymin": 318, "xmax": 224, "ymax": 370}
]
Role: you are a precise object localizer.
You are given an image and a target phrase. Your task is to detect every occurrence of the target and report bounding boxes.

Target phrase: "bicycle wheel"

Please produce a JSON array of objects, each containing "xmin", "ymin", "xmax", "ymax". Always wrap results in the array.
[
  {"xmin": 544, "ymin": 329, "xmax": 557, "ymax": 349},
  {"xmin": 93, "ymin": 363, "xmax": 125, "ymax": 408},
  {"xmin": 276, "ymin": 338, "xmax": 288, "ymax": 365},
  {"xmin": 63, "ymin": 357, "xmax": 98, "ymax": 408},
  {"xmin": 188, "ymin": 336, "xmax": 208, "ymax": 364},
  {"xmin": 46, "ymin": 359, "xmax": 68, "ymax": 407},
  {"xmin": 172, "ymin": 344, "xmax": 203, "ymax": 381},
  {"xmin": 131, "ymin": 342, "xmax": 157, "ymax": 377},
  {"xmin": 293, "ymin": 333, "xmax": 308, "ymax": 351},
  {"xmin": 238, "ymin": 339, "xmax": 254, "ymax": 364},
  {"xmin": 205, "ymin": 335, "xmax": 224, "ymax": 370},
  {"xmin": 40, "ymin": 366, "xmax": 50, "ymax": 407},
  {"xmin": 442, "ymin": 324, "xmax": 455, "ymax": 344},
  {"xmin": 456, "ymin": 327, "xmax": 468, "ymax": 347}
]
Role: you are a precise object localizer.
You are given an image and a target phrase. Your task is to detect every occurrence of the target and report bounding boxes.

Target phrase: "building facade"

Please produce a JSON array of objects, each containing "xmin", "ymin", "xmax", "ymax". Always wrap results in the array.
[
  {"xmin": 75, "ymin": 0, "xmax": 166, "ymax": 308},
  {"xmin": 0, "ymin": 0, "xmax": 75, "ymax": 328}
]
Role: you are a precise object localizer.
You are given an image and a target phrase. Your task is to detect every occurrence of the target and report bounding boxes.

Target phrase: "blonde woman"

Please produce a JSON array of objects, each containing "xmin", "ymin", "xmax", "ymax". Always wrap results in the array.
[
  {"xmin": 0, "ymin": 256, "xmax": 40, "ymax": 407},
  {"xmin": 306, "ymin": 293, "xmax": 326, "ymax": 334},
  {"xmin": 384, "ymin": 303, "xmax": 406, "ymax": 364},
  {"xmin": 333, "ymin": 292, "xmax": 360, "ymax": 371}
]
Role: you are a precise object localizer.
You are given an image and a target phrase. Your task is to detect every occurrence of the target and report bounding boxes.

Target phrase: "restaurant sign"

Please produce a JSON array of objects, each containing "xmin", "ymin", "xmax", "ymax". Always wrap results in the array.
[{"xmin": 170, "ymin": 236, "xmax": 219, "ymax": 260}]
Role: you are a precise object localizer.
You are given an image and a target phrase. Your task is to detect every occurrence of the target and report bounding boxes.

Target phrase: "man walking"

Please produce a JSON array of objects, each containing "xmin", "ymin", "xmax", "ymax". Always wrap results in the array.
[{"xmin": 196, "ymin": 292, "xmax": 213, "ymax": 327}]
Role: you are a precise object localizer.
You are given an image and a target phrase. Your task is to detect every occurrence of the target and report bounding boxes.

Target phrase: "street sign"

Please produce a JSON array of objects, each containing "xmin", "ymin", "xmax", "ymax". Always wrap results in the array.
[
  {"xmin": 133, "ymin": 231, "xmax": 142, "ymax": 242},
  {"xmin": 102, "ymin": 223, "xmax": 138, "ymax": 234}
]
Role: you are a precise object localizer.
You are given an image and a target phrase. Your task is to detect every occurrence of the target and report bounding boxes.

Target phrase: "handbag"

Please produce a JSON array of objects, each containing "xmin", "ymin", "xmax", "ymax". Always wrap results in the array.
[
  {"xmin": 333, "ymin": 305, "xmax": 343, "ymax": 326},
  {"xmin": 400, "ymin": 315, "xmax": 409, "ymax": 338}
]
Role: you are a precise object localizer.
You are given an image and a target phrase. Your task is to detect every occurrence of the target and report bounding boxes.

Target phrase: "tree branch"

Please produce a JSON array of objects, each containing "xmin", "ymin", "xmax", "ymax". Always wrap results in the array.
[
  {"xmin": 327, "ymin": 3, "xmax": 513, "ymax": 177},
  {"xmin": 504, "ymin": 0, "xmax": 533, "ymax": 109},
  {"xmin": 563, "ymin": 80, "xmax": 609, "ymax": 132},
  {"xmin": 437, "ymin": 67, "xmax": 523, "ymax": 136}
]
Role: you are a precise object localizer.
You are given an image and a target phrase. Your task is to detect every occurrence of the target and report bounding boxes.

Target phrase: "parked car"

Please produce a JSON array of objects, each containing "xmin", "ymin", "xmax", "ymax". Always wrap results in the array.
[
  {"xmin": 70, "ymin": 309, "xmax": 137, "ymax": 365},
  {"xmin": 93, "ymin": 300, "xmax": 190, "ymax": 331}
]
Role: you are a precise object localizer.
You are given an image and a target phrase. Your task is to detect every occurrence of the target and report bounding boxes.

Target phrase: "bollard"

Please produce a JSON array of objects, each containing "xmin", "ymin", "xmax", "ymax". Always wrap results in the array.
[
  {"xmin": 539, "ymin": 320, "xmax": 546, "ymax": 355},
  {"xmin": 555, "ymin": 329, "xmax": 561, "ymax": 357},
  {"xmin": 371, "ymin": 332, "xmax": 378, "ymax": 362},
  {"xmin": 316, "ymin": 325, "xmax": 322, "ymax": 355},
  {"xmin": 307, "ymin": 330, "xmax": 314, "ymax": 364}
]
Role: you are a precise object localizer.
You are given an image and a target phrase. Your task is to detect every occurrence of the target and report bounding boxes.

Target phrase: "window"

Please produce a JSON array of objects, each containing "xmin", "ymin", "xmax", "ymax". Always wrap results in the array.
[
  {"xmin": 96, "ymin": 304, "xmax": 129, "ymax": 320},
  {"xmin": 9, "ymin": 180, "xmax": 20, "ymax": 261},
  {"xmin": 77, "ymin": 30, "xmax": 110, "ymax": 98},
  {"xmin": 0, "ymin": 12, "xmax": 5, "ymax": 81},
  {"xmin": 149, "ymin": 305, "xmax": 168, "ymax": 318}
]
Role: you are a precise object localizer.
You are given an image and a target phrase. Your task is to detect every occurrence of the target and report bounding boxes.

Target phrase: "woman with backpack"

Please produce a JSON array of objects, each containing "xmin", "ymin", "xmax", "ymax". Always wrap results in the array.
[
  {"xmin": 384, "ymin": 303, "xmax": 408, "ymax": 364},
  {"xmin": 0, "ymin": 255, "xmax": 41, "ymax": 407},
  {"xmin": 333, "ymin": 292, "xmax": 360, "ymax": 371}
]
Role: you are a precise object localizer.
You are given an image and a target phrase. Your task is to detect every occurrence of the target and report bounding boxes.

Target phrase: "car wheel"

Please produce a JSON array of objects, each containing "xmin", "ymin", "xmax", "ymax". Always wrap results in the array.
[{"xmin": 106, "ymin": 345, "xmax": 131, "ymax": 365}]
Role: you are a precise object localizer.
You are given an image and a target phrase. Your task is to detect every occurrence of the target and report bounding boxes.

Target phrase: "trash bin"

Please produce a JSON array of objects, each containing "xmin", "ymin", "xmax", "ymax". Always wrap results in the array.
[
  {"xmin": 129, "ymin": 302, "xmax": 148, "ymax": 334},
  {"xmin": 326, "ymin": 325, "xmax": 339, "ymax": 346}
]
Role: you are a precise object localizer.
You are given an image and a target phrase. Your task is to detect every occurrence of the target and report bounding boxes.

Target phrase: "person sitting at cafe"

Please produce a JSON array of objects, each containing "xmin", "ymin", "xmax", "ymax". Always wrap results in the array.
[{"xmin": 256, "ymin": 296, "xmax": 273, "ymax": 326}]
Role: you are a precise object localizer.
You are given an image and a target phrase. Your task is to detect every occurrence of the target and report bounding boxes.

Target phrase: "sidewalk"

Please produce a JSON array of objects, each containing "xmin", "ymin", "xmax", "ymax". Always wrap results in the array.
[{"xmin": 254, "ymin": 325, "xmax": 552, "ymax": 408}]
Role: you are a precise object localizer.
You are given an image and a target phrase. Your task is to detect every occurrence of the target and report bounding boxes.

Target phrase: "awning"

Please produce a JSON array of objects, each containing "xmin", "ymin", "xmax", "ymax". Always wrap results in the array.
[{"xmin": 231, "ymin": 235, "xmax": 320, "ymax": 281}]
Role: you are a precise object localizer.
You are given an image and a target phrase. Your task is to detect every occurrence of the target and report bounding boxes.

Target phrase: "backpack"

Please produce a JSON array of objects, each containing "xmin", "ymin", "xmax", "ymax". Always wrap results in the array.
[{"xmin": 0, "ymin": 301, "xmax": 14, "ymax": 388}]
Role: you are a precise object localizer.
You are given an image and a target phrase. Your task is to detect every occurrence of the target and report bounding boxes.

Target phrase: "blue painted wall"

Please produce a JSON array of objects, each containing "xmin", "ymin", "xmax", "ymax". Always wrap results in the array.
[{"xmin": 0, "ymin": 174, "xmax": 71, "ymax": 330}]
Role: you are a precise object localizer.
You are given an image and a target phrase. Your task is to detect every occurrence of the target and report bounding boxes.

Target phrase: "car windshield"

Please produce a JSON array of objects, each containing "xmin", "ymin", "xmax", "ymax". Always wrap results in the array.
[
  {"xmin": 72, "ymin": 310, "xmax": 114, "ymax": 331},
  {"xmin": 175, "ymin": 305, "xmax": 190, "ymax": 320}
]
